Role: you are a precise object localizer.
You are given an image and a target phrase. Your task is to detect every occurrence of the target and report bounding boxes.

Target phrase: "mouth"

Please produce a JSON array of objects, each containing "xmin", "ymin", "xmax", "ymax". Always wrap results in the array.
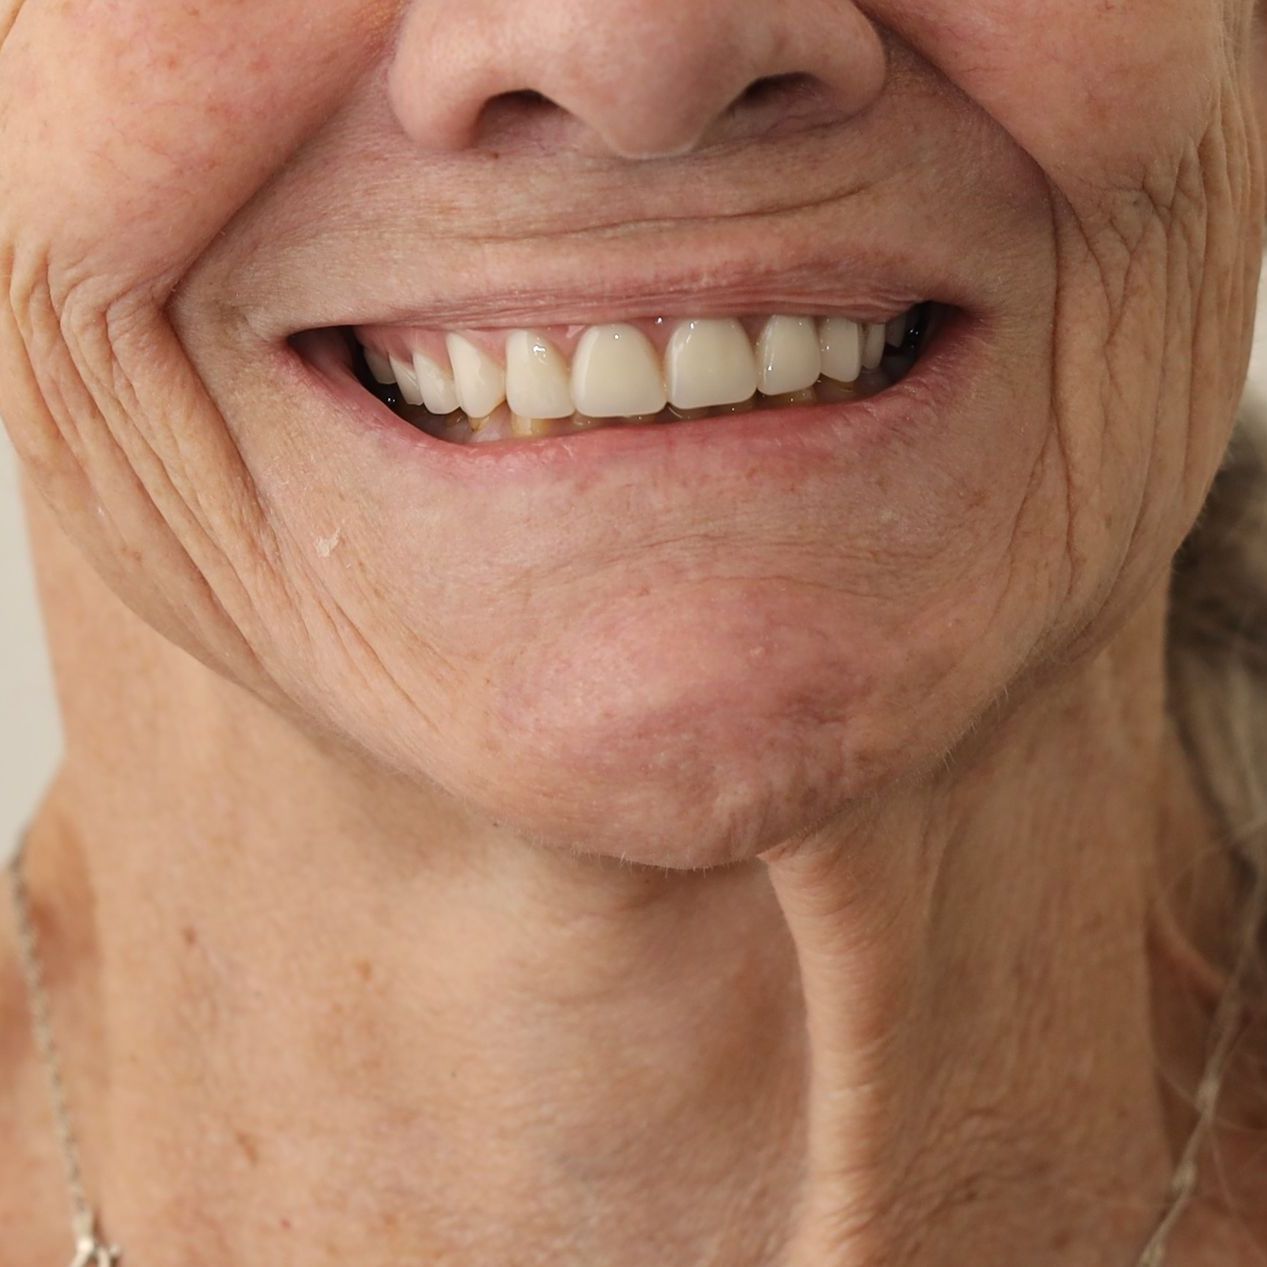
[{"xmin": 292, "ymin": 304, "xmax": 946, "ymax": 447}]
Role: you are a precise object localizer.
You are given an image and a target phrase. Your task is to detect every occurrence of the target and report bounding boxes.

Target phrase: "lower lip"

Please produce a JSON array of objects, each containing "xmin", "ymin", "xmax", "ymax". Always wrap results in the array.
[{"xmin": 285, "ymin": 311, "xmax": 975, "ymax": 491}]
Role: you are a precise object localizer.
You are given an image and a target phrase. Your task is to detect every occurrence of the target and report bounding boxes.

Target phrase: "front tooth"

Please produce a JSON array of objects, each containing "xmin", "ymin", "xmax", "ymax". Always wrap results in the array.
[
  {"xmin": 365, "ymin": 348, "xmax": 396, "ymax": 385},
  {"xmin": 390, "ymin": 354, "xmax": 425, "ymax": 406},
  {"xmin": 755, "ymin": 316, "xmax": 821, "ymax": 395},
  {"xmin": 446, "ymin": 334, "xmax": 506, "ymax": 419},
  {"xmin": 571, "ymin": 324, "xmax": 666, "ymax": 418},
  {"xmin": 505, "ymin": 331, "xmax": 574, "ymax": 419},
  {"xmin": 818, "ymin": 318, "xmax": 862, "ymax": 383},
  {"xmin": 862, "ymin": 323, "xmax": 887, "ymax": 370},
  {"xmin": 665, "ymin": 318, "xmax": 757, "ymax": 410},
  {"xmin": 414, "ymin": 351, "xmax": 460, "ymax": 415}
]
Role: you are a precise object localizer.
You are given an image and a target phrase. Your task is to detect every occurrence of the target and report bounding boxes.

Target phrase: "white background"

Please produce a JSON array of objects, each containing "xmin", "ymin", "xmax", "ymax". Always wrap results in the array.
[{"xmin": 5, "ymin": 295, "xmax": 1267, "ymax": 862}]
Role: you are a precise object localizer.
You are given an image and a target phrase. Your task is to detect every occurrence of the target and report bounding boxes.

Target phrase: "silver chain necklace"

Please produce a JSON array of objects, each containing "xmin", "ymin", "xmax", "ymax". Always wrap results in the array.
[
  {"xmin": 7, "ymin": 832, "xmax": 121, "ymax": 1267},
  {"xmin": 4, "ymin": 827, "xmax": 1249, "ymax": 1267}
]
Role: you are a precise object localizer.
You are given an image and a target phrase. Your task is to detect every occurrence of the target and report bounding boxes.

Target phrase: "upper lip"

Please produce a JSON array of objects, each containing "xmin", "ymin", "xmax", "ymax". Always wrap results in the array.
[
  {"xmin": 224, "ymin": 140, "xmax": 988, "ymax": 343},
  {"xmin": 267, "ymin": 235, "xmax": 970, "ymax": 342}
]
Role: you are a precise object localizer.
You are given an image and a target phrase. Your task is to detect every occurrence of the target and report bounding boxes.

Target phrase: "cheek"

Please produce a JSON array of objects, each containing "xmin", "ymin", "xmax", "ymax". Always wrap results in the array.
[
  {"xmin": 890, "ymin": 0, "xmax": 1237, "ymax": 181},
  {"xmin": 0, "ymin": 0, "xmax": 384, "ymax": 299},
  {"xmin": 898, "ymin": 0, "xmax": 1262, "ymax": 617},
  {"xmin": 0, "ymin": 0, "xmax": 394, "ymax": 688}
]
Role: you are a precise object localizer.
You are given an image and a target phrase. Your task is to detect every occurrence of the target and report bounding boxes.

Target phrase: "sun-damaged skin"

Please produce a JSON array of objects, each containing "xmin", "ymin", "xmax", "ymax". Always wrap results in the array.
[{"xmin": 0, "ymin": 1, "xmax": 1266, "ymax": 1264}]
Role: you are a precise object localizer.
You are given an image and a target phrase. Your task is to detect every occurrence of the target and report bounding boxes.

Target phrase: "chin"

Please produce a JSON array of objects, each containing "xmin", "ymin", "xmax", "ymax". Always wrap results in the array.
[{"xmin": 390, "ymin": 582, "xmax": 965, "ymax": 870}]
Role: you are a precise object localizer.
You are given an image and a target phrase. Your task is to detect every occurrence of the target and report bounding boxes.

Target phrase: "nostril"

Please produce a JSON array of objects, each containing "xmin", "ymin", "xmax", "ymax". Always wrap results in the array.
[
  {"xmin": 472, "ymin": 87, "xmax": 567, "ymax": 150},
  {"xmin": 731, "ymin": 72, "xmax": 837, "ymax": 130},
  {"xmin": 738, "ymin": 73, "xmax": 813, "ymax": 106},
  {"xmin": 493, "ymin": 89, "xmax": 551, "ymax": 109}
]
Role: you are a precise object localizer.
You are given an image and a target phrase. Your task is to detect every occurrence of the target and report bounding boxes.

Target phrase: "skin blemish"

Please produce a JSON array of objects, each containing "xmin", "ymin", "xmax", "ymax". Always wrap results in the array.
[{"xmin": 233, "ymin": 1127, "xmax": 260, "ymax": 1166}]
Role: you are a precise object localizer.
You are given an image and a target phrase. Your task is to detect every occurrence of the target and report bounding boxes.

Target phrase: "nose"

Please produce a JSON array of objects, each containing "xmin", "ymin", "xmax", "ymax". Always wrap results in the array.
[{"xmin": 387, "ymin": 0, "xmax": 887, "ymax": 161}]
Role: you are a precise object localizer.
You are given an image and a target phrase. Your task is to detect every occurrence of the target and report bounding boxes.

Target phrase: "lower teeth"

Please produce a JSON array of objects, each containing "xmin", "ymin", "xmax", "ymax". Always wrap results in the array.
[{"xmin": 368, "ymin": 362, "xmax": 910, "ymax": 445}]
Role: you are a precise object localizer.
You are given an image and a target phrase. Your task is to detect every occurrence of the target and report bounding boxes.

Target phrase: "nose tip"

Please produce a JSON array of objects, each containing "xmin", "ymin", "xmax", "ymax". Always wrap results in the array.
[{"xmin": 388, "ymin": 0, "xmax": 886, "ymax": 161}]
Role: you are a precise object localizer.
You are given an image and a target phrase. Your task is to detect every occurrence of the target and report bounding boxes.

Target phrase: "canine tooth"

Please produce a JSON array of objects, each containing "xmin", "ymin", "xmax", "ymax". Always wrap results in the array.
[
  {"xmin": 414, "ymin": 352, "xmax": 460, "ymax": 415},
  {"xmin": 446, "ymin": 334, "xmax": 506, "ymax": 419},
  {"xmin": 665, "ymin": 318, "xmax": 757, "ymax": 410},
  {"xmin": 862, "ymin": 322, "xmax": 887, "ymax": 370},
  {"xmin": 506, "ymin": 331, "xmax": 573, "ymax": 419},
  {"xmin": 390, "ymin": 355, "xmax": 425, "ymax": 406},
  {"xmin": 365, "ymin": 348, "xmax": 396, "ymax": 385},
  {"xmin": 818, "ymin": 318, "xmax": 862, "ymax": 383},
  {"xmin": 571, "ymin": 324, "xmax": 666, "ymax": 418},
  {"xmin": 756, "ymin": 316, "xmax": 821, "ymax": 395}
]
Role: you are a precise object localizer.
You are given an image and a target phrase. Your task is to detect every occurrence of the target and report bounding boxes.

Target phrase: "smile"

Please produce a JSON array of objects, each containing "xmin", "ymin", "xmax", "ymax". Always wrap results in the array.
[{"xmin": 337, "ymin": 306, "xmax": 941, "ymax": 445}]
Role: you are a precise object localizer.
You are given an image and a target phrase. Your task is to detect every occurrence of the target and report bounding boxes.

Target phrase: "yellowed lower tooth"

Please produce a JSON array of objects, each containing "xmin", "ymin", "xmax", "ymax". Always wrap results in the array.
[
  {"xmin": 510, "ymin": 414, "xmax": 556, "ymax": 437},
  {"xmin": 468, "ymin": 413, "xmax": 491, "ymax": 433},
  {"xmin": 817, "ymin": 377, "xmax": 861, "ymax": 403}
]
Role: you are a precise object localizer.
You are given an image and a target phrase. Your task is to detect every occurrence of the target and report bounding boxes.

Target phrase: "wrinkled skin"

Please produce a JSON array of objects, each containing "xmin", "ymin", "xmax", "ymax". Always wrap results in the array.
[
  {"xmin": 1, "ymin": 1, "xmax": 1266, "ymax": 1264},
  {"xmin": 0, "ymin": 0, "xmax": 1259, "ymax": 867}
]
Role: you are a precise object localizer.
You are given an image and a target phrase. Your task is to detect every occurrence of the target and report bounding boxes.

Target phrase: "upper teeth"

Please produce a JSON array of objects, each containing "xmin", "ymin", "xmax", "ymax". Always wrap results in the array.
[{"xmin": 358, "ymin": 312, "xmax": 912, "ymax": 424}]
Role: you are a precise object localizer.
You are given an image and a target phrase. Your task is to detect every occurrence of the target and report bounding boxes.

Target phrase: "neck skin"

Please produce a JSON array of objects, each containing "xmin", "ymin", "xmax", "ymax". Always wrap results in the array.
[{"xmin": 1, "ymin": 476, "xmax": 1251, "ymax": 1267}]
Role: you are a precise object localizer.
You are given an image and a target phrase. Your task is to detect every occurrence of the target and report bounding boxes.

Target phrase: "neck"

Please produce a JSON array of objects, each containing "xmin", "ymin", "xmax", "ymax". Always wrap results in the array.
[{"xmin": 4, "ymin": 483, "xmax": 1239, "ymax": 1266}]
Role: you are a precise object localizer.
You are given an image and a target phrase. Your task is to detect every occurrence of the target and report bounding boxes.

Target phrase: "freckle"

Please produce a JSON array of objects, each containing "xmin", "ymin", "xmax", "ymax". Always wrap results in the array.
[
  {"xmin": 355, "ymin": 959, "xmax": 373, "ymax": 983},
  {"xmin": 280, "ymin": 1217, "xmax": 292, "ymax": 1231},
  {"xmin": 182, "ymin": 926, "xmax": 197, "ymax": 947},
  {"xmin": 234, "ymin": 1128, "xmax": 260, "ymax": 1166}
]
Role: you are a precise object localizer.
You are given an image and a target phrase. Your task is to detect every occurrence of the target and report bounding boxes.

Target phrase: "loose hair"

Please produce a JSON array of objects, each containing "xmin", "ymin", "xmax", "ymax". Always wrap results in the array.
[
  {"xmin": 1166, "ymin": 388, "xmax": 1267, "ymax": 1154},
  {"xmin": 1169, "ymin": 389, "xmax": 1267, "ymax": 977}
]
